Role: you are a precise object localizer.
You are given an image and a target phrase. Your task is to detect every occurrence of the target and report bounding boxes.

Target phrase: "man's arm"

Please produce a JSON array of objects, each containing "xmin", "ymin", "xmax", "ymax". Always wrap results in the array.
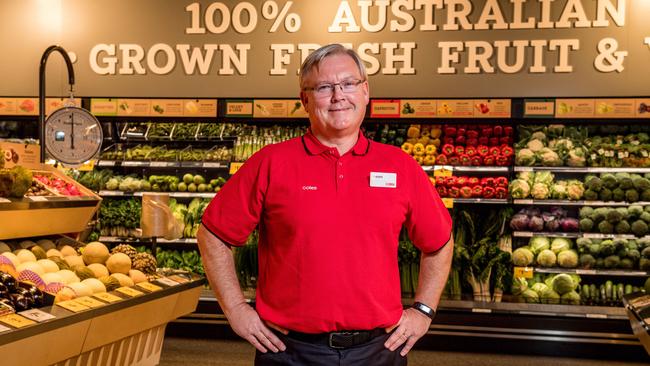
[
  {"xmin": 384, "ymin": 235, "xmax": 454, "ymax": 356},
  {"xmin": 197, "ymin": 224, "xmax": 285, "ymax": 353}
]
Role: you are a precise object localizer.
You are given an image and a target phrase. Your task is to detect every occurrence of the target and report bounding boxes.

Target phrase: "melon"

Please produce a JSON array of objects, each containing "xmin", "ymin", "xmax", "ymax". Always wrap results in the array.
[
  {"xmin": 46, "ymin": 249, "xmax": 63, "ymax": 258},
  {"xmin": 16, "ymin": 262, "xmax": 45, "ymax": 276},
  {"xmin": 72, "ymin": 265, "xmax": 95, "ymax": 280},
  {"xmin": 81, "ymin": 278, "xmax": 106, "ymax": 294},
  {"xmin": 128, "ymin": 269, "xmax": 147, "ymax": 284},
  {"xmin": 54, "ymin": 287, "xmax": 77, "ymax": 303},
  {"xmin": 31, "ymin": 246, "xmax": 47, "ymax": 260},
  {"xmin": 59, "ymin": 245, "xmax": 78, "ymax": 257},
  {"xmin": 64, "ymin": 255, "xmax": 84, "ymax": 268},
  {"xmin": 0, "ymin": 241, "xmax": 11, "ymax": 253},
  {"xmin": 37, "ymin": 259, "xmax": 59, "ymax": 273},
  {"xmin": 36, "ymin": 239, "xmax": 56, "ymax": 251},
  {"xmin": 110, "ymin": 273, "xmax": 134, "ymax": 287},
  {"xmin": 49, "ymin": 256, "xmax": 70, "ymax": 270},
  {"xmin": 16, "ymin": 249, "xmax": 37, "ymax": 263},
  {"xmin": 0, "ymin": 253, "xmax": 20, "ymax": 267},
  {"xmin": 67, "ymin": 282, "xmax": 93, "ymax": 297},
  {"xmin": 82, "ymin": 242, "xmax": 110, "ymax": 265},
  {"xmin": 87, "ymin": 263, "xmax": 109, "ymax": 278},
  {"xmin": 106, "ymin": 253, "xmax": 131, "ymax": 274},
  {"xmin": 99, "ymin": 276, "xmax": 121, "ymax": 291},
  {"xmin": 57, "ymin": 269, "xmax": 80, "ymax": 284},
  {"xmin": 42, "ymin": 272, "xmax": 65, "ymax": 285},
  {"xmin": 18, "ymin": 240, "xmax": 36, "ymax": 249}
]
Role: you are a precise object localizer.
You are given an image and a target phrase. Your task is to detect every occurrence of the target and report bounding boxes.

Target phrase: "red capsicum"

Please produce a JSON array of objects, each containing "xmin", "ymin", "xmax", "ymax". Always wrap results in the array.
[
  {"xmin": 445, "ymin": 127, "xmax": 457, "ymax": 136},
  {"xmin": 465, "ymin": 146, "xmax": 477, "ymax": 156},
  {"xmin": 455, "ymin": 135, "xmax": 467, "ymax": 145},
  {"xmin": 477, "ymin": 145, "xmax": 489, "ymax": 156},
  {"xmin": 466, "ymin": 138, "xmax": 478, "ymax": 147},
  {"xmin": 504, "ymin": 126, "xmax": 514, "ymax": 136},
  {"xmin": 483, "ymin": 156, "xmax": 495, "ymax": 165},
  {"xmin": 481, "ymin": 127, "xmax": 493, "ymax": 137},
  {"xmin": 460, "ymin": 154, "xmax": 471, "ymax": 166},
  {"xmin": 493, "ymin": 125, "xmax": 503, "ymax": 136},
  {"xmin": 494, "ymin": 177, "xmax": 508, "ymax": 188},
  {"xmin": 457, "ymin": 127, "xmax": 466, "ymax": 136},
  {"xmin": 489, "ymin": 137, "xmax": 499, "ymax": 146},
  {"xmin": 488, "ymin": 147, "xmax": 501, "ymax": 156},
  {"xmin": 448, "ymin": 156, "xmax": 460, "ymax": 165},
  {"xmin": 455, "ymin": 176, "xmax": 468, "ymax": 186},
  {"xmin": 436, "ymin": 154, "xmax": 448, "ymax": 165},
  {"xmin": 436, "ymin": 186, "xmax": 448, "ymax": 197},
  {"xmin": 496, "ymin": 155, "xmax": 510, "ymax": 166},
  {"xmin": 478, "ymin": 136, "xmax": 489, "ymax": 145},
  {"xmin": 435, "ymin": 176, "xmax": 446, "ymax": 186},
  {"xmin": 443, "ymin": 137, "xmax": 455, "ymax": 145},
  {"xmin": 466, "ymin": 130, "xmax": 479, "ymax": 139},
  {"xmin": 482, "ymin": 186, "xmax": 496, "ymax": 198},
  {"xmin": 459, "ymin": 186, "xmax": 473, "ymax": 198},
  {"xmin": 470, "ymin": 155, "xmax": 482, "ymax": 166},
  {"xmin": 501, "ymin": 146, "xmax": 514, "ymax": 157},
  {"xmin": 445, "ymin": 176, "xmax": 457, "ymax": 187},
  {"xmin": 481, "ymin": 177, "xmax": 495, "ymax": 186},
  {"xmin": 495, "ymin": 187, "xmax": 508, "ymax": 199},
  {"xmin": 441, "ymin": 144, "xmax": 455, "ymax": 155},
  {"xmin": 448, "ymin": 186, "xmax": 460, "ymax": 198},
  {"xmin": 500, "ymin": 136, "xmax": 512, "ymax": 145},
  {"xmin": 468, "ymin": 177, "xmax": 480, "ymax": 186},
  {"xmin": 454, "ymin": 146, "xmax": 465, "ymax": 155},
  {"xmin": 472, "ymin": 185, "xmax": 483, "ymax": 197}
]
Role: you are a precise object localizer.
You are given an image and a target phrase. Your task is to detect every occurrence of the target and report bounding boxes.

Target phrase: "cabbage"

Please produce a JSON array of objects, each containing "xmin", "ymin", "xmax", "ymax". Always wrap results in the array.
[
  {"xmin": 560, "ymin": 290, "xmax": 581, "ymax": 305},
  {"xmin": 512, "ymin": 247, "xmax": 535, "ymax": 266},
  {"xmin": 529, "ymin": 236, "xmax": 550, "ymax": 254},
  {"xmin": 529, "ymin": 216, "xmax": 544, "ymax": 231},
  {"xmin": 509, "ymin": 179, "xmax": 531, "ymax": 199},
  {"xmin": 511, "ymin": 277, "xmax": 528, "ymax": 296},
  {"xmin": 531, "ymin": 182, "xmax": 550, "ymax": 200},
  {"xmin": 533, "ymin": 171, "xmax": 554, "ymax": 186},
  {"xmin": 540, "ymin": 288, "xmax": 561, "ymax": 304},
  {"xmin": 521, "ymin": 289, "xmax": 540, "ymax": 303},
  {"xmin": 551, "ymin": 273, "xmax": 578, "ymax": 295},
  {"xmin": 536, "ymin": 249, "xmax": 557, "ymax": 267},
  {"xmin": 515, "ymin": 148, "xmax": 536, "ymax": 166},
  {"xmin": 557, "ymin": 249, "xmax": 579, "ymax": 268},
  {"xmin": 550, "ymin": 238, "xmax": 572, "ymax": 253},
  {"xmin": 530, "ymin": 282, "xmax": 549, "ymax": 294}
]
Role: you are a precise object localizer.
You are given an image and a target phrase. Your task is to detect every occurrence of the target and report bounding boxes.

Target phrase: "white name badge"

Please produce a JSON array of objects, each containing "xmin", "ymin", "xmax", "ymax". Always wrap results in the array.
[{"xmin": 370, "ymin": 172, "xmax": 397, "ymax": 188}]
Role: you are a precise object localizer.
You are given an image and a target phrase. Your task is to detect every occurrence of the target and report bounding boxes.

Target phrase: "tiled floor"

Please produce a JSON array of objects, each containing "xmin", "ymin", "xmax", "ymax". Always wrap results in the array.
[{"xmin": 159, "ymin": 337, "xmax": 649, "ymax": 366}]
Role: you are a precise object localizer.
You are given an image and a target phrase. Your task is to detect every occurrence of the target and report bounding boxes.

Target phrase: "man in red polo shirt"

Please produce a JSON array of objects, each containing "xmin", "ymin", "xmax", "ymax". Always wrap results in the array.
[{"xmin": 198, "ymin": 44, "xmax": 453, "ymax": 365}]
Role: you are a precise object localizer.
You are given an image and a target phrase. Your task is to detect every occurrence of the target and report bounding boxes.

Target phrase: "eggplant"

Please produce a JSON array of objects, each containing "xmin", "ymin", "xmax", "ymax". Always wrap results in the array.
[
  {"xmin": 13, "ymin": 287, "xmax": 35, "ymax": 307},
  {"xmin": 0, "ymin": 283, "xmax": 8, "ymax": 298},
  {"xmin": 9, "ymin": 293, "xmax": 30, "ymax": 311},
  {"xmin": 25, "ymin": 286, "xmax": 44, "ymax": 307},
  {"xmin": 0, "ymin": 272, "xmax": 16, "ymax": 291}
]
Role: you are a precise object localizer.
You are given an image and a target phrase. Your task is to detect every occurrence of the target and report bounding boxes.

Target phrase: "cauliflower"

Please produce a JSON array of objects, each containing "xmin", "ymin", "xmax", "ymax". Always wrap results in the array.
[
  {"xmin": 526, "ymin": 139, "xmax": 545, "ymax": 152},
  {"xmin": 566, "ymin": 180, "xmax": 585, "ymax": 200},
  {"xmin": 515, "ymin": 148, "xmax": 536, "ymax": 166},
  {"xmin": 533, "ymin": 171, "xmax": 554, "ymax": 186},
  {"xmin": 531, "ymin": 182, "xmax": 550, "ymax": 200},
  {"xmin": 566, "ymin": 147, "xmax": 586, "ymax": 167},
  {"xmin": 538, "ymin": 148, "xmax": 562, "ymax": 166},
  {"xmin": 509, "ymin": 179, "xmax": 530, "ymax": 199},
  {"xmin": 550, "ymin": 182, "xmax": 568, "ymax": 199}
]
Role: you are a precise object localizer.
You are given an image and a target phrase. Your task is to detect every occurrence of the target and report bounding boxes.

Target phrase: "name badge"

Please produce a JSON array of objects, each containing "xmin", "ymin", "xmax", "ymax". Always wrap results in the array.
[{"xmin": 370, "ymin": 172, "xmax": 397, "ymax": 188}]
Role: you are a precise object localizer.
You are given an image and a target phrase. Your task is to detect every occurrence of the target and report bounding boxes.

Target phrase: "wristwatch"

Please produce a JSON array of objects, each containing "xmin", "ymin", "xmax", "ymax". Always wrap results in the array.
[{"xmin": 411, "ymin": 302, "xmax": 436, "ymax": 320}]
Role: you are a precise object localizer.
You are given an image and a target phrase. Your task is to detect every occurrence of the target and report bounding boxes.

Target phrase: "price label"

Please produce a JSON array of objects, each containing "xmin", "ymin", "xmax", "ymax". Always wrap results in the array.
[
  {"xmin": 576, "ymin": 269, "xmax": 597, "ymax": 275},
  {"xmin": 136, "ymin": 282, "xmax": 163, "ymax": 292},
  {"xmin": 150, "ymin": 162, "xmax": 168, "ymax": 167},
  {"xmin": 98, "ymin": 160, "xmax": 115, "ymax": 167},
  {"xmin": 203, "ymin": 162, "xmax": 222, "ymax": 168},
  {"xmin": 77, "ymin": 160, "xmax": 96, "ymax": 171},
  {"xmin": 56, "ymin": 300, "xmax": 91, "ymax": 312},
  {"xmin": 93, "ymin": 292, "xmax": 123, "ymax": 303},
  {"xmin": 18, "ymin": 309, "xmax": 56, "ymax": 322},
  {"xmin": 28, "ymin": 196, "xmax": 48, "ymax": 202},
  {"xmin": 442, "ymin": 198, "xmax": 454, "ymax": 208},
  {"xmin": 433, "ymin": 166, "xmax": 453, "ymax": 177},
  {"xmin": 514, "ymin": 267, "xmax": 534, "ymax": 279},
  {"xmin": 0, "ymin": 324, "xmax": 10, "ymax": 333},
  {"xmin": 471, "ymin": 308, "xmax": 492, "ymax": 313},
  {"xmin": 229, "ymin": 162, "xmax": 244, "ymax": 175},
  {"xmin": 583, "ymin": 233, "xmax": 605, "ymax": 239},
  {"xmin": 0, "ymin": 314, "xmax": 37, "ymax": 328},
  {"xmin": 515, "ymin": 231, "xmax": 534, "ymax": 238},
  {"xmin": 155, "ymin": 277, "xmax": 181, "ymax": 287},
  {"xmin": 122, "ymin": 161, "xmax": 145, "ymax": 167},
  {"xmin": 168, "ymin": 274, "xmax": 191, "ymax": 284},
  {"xmin": 75, "ymin": 296, "xmax": 107, "ymax": 309},
  {"xmin": 515, "ymin": 199, "xmax": 534, "ymax": 205},
  {"xmin": 586, "ymin": 313, "xmax": 607, "ymax": 319},
  {"xmin": 116, "ymin": 287, "xmax": 144, "ymax": 297},
  {"xmin": 0, "ymin": 198, "xmax": 11, "ymax": 204}
]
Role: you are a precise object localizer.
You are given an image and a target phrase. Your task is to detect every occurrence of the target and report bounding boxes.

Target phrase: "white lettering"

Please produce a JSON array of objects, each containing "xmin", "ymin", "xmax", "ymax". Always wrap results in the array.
[
  {"xmin": 494, "ymin": 40, "xmax": 528, "ymax": 73},
  {"xmin": 176, "ymin": 44, "xmax": 218, "ymax": 75},
  {"xmin": 359, "ymin": 0, "xmax": 389, "ymax": 32},
  {"xmin": 232, "ymin": 2, "xmax": 257, "ymax": 34},
  {"xmin": 89, "ymin": 44, "xmax": 117, "ymax": 75},
  {"xmin": 382, "ymin": 42, "xmax": 416, "ymax": 74},
  {"xmin": 205, "ymin": 2, "xmax": 230, "ymax": 34},
  {"xmin": 510, "ymin": 0, "xmax": 535, "ymax": 29},
  {"xmin": 438, "ymin": 41, "xmax": 464, "ymax": 74},
  {"xmin": 537, "ymin": 0, "xmax": 554, "ymax": 29},
  {"xmin": 118, "ymin": 44, "xmax": 146, "ymax": 75},
  {"xmin": 415, "ymin": 0, "xmax": 443, "ymax": 30},
  {"xmin": 328, "ymin": 1, "xmax": 361, "ymax": 32},
  {"xmin": 147, "ymin": 43, "xmax": 175, "ymax": 75},
  {"xmin": 529, "ymin": 40, "xmax": 548, "ymax": 73},
  {"xmin": 556, "ymin": 0, "xmax": 591, "ymax": 28},
  {"xmin": 549, "ymin": 39, "xmax": 580, "ymax": 72},
  {"xmin": 443, "ymin": 0, "xmax": 473, "ymax": 30},
  {"xmin": 475, "ymin": 0, "xmax": 508, "ymax": 30},
  {"xmin": 358, "ymin": 43, "xmax": 381, "ymax": 75},
  {"xmin": 270, "ymin": 44, "xmax": 294, "ymax": 75},
  {"xmin": 593, "ymin": 0, "xmax": 626, "ymax": 27},
  {"xmin": 219, "ymin": 44, "xmax": 249, "ymax": 75},
  {"xmin": 390, "ymin": 0, "xmax": 416, "ymax": 32},
  {"xmin": 464, "ymin": 41, "xmax": 494, "ymax": 74}
]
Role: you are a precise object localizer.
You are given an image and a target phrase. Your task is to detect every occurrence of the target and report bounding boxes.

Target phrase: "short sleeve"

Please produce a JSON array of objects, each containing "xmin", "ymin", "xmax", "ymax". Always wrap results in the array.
[
  {"xmin": 201, "ymin": 149, "xmax": 270, "ymax": 246},
  {"xmin": 403, "ymin": 158, "xmax": 452, "ymax": 253}
]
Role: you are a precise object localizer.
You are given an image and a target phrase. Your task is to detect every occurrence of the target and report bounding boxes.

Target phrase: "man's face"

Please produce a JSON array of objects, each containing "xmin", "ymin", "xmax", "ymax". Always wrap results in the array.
[{"xmin": 300, "ymin": 54, "xmax": 369, "ymax": 139}]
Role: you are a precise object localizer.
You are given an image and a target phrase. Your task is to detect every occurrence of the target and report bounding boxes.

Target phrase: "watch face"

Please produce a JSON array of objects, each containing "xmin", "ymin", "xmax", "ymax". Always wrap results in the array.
[{"xmin": 45, "ymin": 107, "xmax": 103, "ymax": 165}]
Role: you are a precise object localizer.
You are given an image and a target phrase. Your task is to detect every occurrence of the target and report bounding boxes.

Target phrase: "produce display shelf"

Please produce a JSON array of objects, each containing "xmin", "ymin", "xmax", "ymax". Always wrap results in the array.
[
  {"xmin": 0, "ymin": 196, "xmax": 99, "ymax": 210},
  {"xmin": 422, "ymin": 165, "xmax": 509, "ymax": 173},
  {"xmin": 514, "ymin": 166, "xmax": 650, "ymax": 173},
  {"xmin": 96, "ymin": 160, "xmax": 227, "ymax": 169},
  {"xmin": 622, "ymin": 293, "xmax": 650, "ymax": 354},
  {"xmin": 513, "ymin": 231, "xmax": 581, "ymax": 238},
  {"xmin": 533, "ymin": 267, "xmax": 650, "ymax": 277},
  {"xmin": 453, "ymin": 198, "xmax": 509, "ymax": 204},
  {"xmin": 98, "ymin": 236, "xmax": 198, "ymax": 245},
  {"xmin": 98, "ymin": 190, "xmax": 216, "ymax": 199},
  {"xmin": 512, "ymin": 199, "xmax": 638, "ymax": 207}
]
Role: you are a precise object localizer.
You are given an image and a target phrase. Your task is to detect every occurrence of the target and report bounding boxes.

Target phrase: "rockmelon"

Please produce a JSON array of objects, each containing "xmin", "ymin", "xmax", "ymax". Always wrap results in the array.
[
  {"xmin": 72, "ymin": 265, "xmax": 95, "ymax": 280},
  {"xmin": 16, "ymin": 262, "xmax": 45, "ymax": 276},
  {"xmin": 99, "ymin": 276, "xmax": 121, "ymax": 291},
  {"xmin": 106, "ymin": 253, "xmax": 131, "ymax": 274},
  {"xmin": 64, "ymin": 255, "xmax": 84, "ymax": 268},
  {"xmin": 128, "ymin": 269, "xmax": 147, "ymax": 284},
  {"xmin": 81, "ymin": 278, "xmax": 106, "ymax": 294},
  {"xmin": 57, "ymin": 269, "xmax": 80, "ymax": 284},
  {"xmin": 36, "ymin": 239, "xmax": 56, "ymax": 251},
  {"xmin": 82, "ymin": 242, "xmax": 110, "ymax": 265},
  {"xmin": 16, "ymin": 249, "xmax": 37, "ymax": 263},
  {"xmin": 54, "ymin": 287, "xmax": 77, "ymax": 303},
  {"xmin": 0, "ymin": 252, "xmax": 20, "ymax": 267},
  {"xmin": 110, "ymin": 273, "xmax": 134, "ymax": 287},
  {"xmin": 67, "ymin": 282, "xmax": 93, "ymax": 297},
  {"xmin": 49, "ymin": 256, "xmax": 70, "ymax": 270},
  {"xmin": 31, "ymin": 246, "xmax": 47, "ymax": 260},
  {"xmin": 46, "ymin": 249, "xmax": 63, "ymax": 258},
  {"xmin": 37, "ymin": 259, "xmax": 59, "ymax": 273},
  {"xmin": 18, "ymin": 240, "xmax": 36, "ymax": 249},
  {"xmin": 87, "ymin": 263, "xmax": 109, "ymax": 278},
  {"xmin": 42, "ymin": 272, "xmax": 65, "ymax": 285},
  {"xmin": 59, "ymin": 245, "xmax": 78, "ymax": 257},
  {"xmin": 0, "ymin": 241, "xmax": 11, "ymax": 253}
]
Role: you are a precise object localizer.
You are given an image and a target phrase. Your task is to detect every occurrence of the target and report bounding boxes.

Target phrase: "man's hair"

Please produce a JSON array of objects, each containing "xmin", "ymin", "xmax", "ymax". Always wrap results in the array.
[{"xmin": 299, "ymin": 44, "xmax": 367, "ymax": 89}]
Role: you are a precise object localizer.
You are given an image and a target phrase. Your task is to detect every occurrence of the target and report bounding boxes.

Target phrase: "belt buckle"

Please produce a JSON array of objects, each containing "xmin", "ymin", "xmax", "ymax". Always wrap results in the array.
[{"xmin": 328, "ymin": 332, "xmax": 358, "ymax": 349}]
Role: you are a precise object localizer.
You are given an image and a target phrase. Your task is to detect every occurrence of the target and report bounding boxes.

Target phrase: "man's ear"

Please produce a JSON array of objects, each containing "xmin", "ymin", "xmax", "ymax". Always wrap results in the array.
[{"xmin": 300, "ymin": 91, "xmax": 309, "ymax": 110}]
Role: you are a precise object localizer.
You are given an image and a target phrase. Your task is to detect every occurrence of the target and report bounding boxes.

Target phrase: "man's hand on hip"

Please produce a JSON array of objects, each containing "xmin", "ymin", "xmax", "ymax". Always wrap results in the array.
[
  {"xmin": 383, "ymin": 308, "xmax": 432, "ymax": 356},
  {"xmin": 227, "ymin": 302, "xmax": 286, "ymax": 353}
]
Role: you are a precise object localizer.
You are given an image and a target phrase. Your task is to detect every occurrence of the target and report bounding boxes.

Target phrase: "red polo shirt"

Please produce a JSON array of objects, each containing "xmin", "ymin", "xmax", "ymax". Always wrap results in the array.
[{"xmin": 202, "ymin": 130, "xmax": 451, "ymax": 333}]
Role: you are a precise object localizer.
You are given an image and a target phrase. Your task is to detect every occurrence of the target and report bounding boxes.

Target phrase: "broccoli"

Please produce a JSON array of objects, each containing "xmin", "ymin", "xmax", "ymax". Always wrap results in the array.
[
  {"xmin": 579, "ymin": 206, "xmax": 594, "ymax": 219},
  {"xmin": 641, "ymin": 212, "xmax": 650, "ymax": 223},
  {"xmin": 596, "ymin": 258, "xmax": 605, "ymax": 268},
  {"xmin": 642, "ymin": 246, "xmax": 650, "ymax": 258},
  {"xmin": 633, "ymin": 177, "xmax": 650, "ymax": 191},
  {"xmin": 631, "ymin": 220, "xmax": 649, "ymax": 237},
  {"xmin": 579, "ymin": 218, "xmax": 594, "ymax": 232},
  {"xmin": 612, "ymin": 188, "xmax": 625, "ymax": 201},
  {"xmin": 616, "ymin": 207, "xmax": 629, "ymax": 219},
  {"xmin": 612, "ymin": 238, "xmax": 628, "ymax": 249},
  {"xmin": 583, "ymin": 189, "xmax": 599, "ymax": 201},
  {"xmin": 615, "ymin": 220, "xmax": 631, "ymax": 234},
  {"xmin": 598, "ymin": 220, "xmax": 614, "ymax": 234},
  {"xmin": 599, "ymin": 188, "xmax": 613, "ymax": 201},
  {"xmin": 600, "ymin": 173, "xmax": 618, "ymax": 190},
  {"xmin": 606, "ymin": 209, "xmax": 623, "ymax": 224},
  {"xmin": 579, "ymin": 254, "xmax": 596, "ymax": 269},
  {"xmin": 5, "ymin": 166, "xmax": 33, "ymax": 198},
  {"xmin": 646, "ymin": 205, "xmax": 650, "ymax": 213},
  {"xmin": 619, "ymin": 258, "xmax": 635, "ymax": 269},
  {"xmin": 627, "ymin": 240, "xmax": 639, "ymax": 251},
  {"xmin": 591, "ymin": 207, "xmax": 609, "ymax": 223},
  {"xmin": 645, "ymin": 172, "xmax": 650, "ymax": 180},
  {"xmin": 589, "ymin": 243, "xmax": 601, "ymax": 256},
  {"xmin": 616, "ymin": 173, "xmax": 634, "ymax": 190},
  {"xmin": 640, "ymin": 258, "xmax": 650, "ymax": 270},
  {"xmin": 600, "ymin": 240, "xmax": 616, "ymax": 255},
  {"xmin": 628, "ymin": 205, "xmax": 644, "ymax": 218},
  {"xmin": 641, "ymin": 189, "xmax": 650, "ymax": 201},
  {"xmin": 617, "ymin": 247, "xmax": 629, "ymax": 258},
  {"xmin": 625, "ymin": 189, "xmax": 639, "ymax": 203},
  {"xmin": 585, "ymin": 176, "xmax": 603, "ymax": 192},
  {"xmin": 628, "ymin": 249, "xmax": 641, "ymax": 261},
  {"xmin": 603, "ymin": 255, "xmax": 621, "ymax": 268}
]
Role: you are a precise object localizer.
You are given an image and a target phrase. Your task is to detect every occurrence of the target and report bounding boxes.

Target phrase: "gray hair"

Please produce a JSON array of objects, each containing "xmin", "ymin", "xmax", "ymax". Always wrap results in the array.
[{"xmin": 299, "ymin": 44, "xmax": 368, "ymax": 89}]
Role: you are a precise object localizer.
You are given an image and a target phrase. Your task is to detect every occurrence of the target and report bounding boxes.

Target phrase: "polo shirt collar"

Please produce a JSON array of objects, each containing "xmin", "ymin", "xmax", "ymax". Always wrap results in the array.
[{"xmin": 302, "ymin": 129, "xmax": 370, "ymax": 156}]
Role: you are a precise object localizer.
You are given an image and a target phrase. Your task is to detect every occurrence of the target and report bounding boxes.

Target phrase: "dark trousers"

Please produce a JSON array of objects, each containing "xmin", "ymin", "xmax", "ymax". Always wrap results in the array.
[{"xmin": 254, "ymin": 331, "xmax": 407, "ymax": 366}]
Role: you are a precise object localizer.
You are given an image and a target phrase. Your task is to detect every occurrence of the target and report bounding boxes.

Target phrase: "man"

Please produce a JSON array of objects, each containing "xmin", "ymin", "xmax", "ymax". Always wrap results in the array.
[{"xmin": 198, "ymin": 44, "xmax": 453, "ymax": 366}]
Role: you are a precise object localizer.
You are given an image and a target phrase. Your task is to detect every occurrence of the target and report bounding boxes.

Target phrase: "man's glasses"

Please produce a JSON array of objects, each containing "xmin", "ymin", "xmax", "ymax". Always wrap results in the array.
[{"xmin": 303, "ymin": 79, "xmax": 365, "ymax": 97}]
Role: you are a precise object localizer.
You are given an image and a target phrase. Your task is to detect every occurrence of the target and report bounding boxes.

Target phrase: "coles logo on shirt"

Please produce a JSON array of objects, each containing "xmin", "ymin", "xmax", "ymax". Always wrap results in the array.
[{"xmin": 302, "ymin": 185, "xmax": 318, "ymax": 191}]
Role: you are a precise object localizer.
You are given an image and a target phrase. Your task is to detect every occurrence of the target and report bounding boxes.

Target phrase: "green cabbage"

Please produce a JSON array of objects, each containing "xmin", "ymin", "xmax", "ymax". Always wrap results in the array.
[
  {"xmin": 557, "ymin": 249, "xmax": 579, "ymax": 268},
  {"xmin": 550, "ymin": 238, "xmax": 572, "ymax": 253},
  {"xmin": 512, "ymin": 247, "xmax": 535, "ymax": 266},
  {"xmin": 536, "ymin": 249, "xmax": 557, "ymax": 267},
  {"xmin": 551, "ymin": 273, "xmax": 578, "ymax": 295},
  {"xmin": 529, "ymin": 237, "xmax": 551, "ymax": 254}
]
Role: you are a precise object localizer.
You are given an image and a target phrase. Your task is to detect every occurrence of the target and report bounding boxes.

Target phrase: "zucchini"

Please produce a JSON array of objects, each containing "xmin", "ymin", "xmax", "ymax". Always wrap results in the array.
[
  {"xmin": 590, "ymin": 284, "xmax": 599, "ymax": 304},
  {"xmin": 600, "ymin": 284, "xmax": 607, "ymax": 305},
  {"xmin": 605, "ymin": 280, "xmax": 613, "ymax": 300},
  {"xmin": 616, "ymin": 283, "xmax": 624, "ymax": 303},
  {"xmin": 625, "ymin": 284, "xmax": 633, "ymax": 295},
  {"xmin": 581, "ymin": 284, "xmax": 590, "ymax": 302}
]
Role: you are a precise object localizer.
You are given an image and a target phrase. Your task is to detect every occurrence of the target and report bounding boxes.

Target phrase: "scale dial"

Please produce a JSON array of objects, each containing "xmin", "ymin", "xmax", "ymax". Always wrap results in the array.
[{"xmin": 44, "ymin": 106, "xmax": 103, "ymax": 165}]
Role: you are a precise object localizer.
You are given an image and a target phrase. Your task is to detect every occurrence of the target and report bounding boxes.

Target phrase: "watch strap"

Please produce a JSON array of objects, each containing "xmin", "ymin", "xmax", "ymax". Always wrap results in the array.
[{"xmin": 411, "ymin": 301, "xmax": 436, "ymax": 320}]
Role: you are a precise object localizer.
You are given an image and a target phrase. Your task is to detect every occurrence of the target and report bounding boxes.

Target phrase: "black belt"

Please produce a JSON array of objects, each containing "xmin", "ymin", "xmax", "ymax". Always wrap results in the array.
[{"xmin": 286, "ymin": 328, "xmax": 386, "ymax": 349}]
